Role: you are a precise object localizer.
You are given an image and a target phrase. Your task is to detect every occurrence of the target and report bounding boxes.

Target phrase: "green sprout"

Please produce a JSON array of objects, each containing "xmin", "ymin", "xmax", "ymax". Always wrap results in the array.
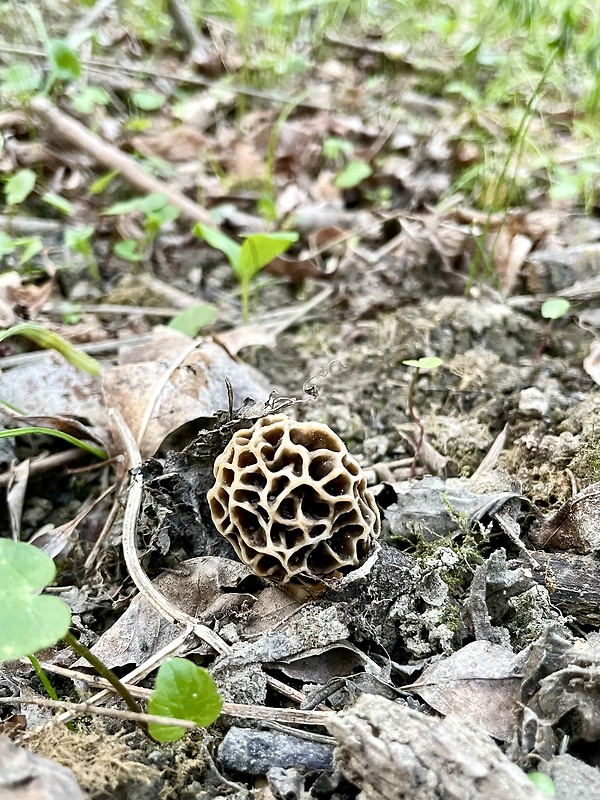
[
  {"xmin": 103, "ymin": 192, "xmax": 180, "ymax": 264},
  {"xmin": 535, "ymin": 297, "xmax": 571, "ymax": 359},
  {"xmin": 0, "ymin": 541, "xmax": 223, "ymax": 739},
  {"xmin": 147, "ymin": 657, "xmax": 223, "ymax": 742},
  {"xmin": 193, "ymin": 224, "xmax": 299, "ymax": 322}
]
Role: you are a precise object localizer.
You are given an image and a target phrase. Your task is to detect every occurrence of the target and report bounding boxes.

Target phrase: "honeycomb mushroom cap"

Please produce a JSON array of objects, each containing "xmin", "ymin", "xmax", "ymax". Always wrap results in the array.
[{"xmin": 207, "ymin": 414, "xmax": 380, "ymax": 583}]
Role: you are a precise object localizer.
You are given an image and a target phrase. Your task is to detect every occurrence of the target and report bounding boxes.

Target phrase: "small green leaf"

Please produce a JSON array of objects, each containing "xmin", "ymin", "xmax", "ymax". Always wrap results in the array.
[
  {"xmin": 0, "ymin": 62, "xmax": 41, "ymax": 96},
  {"xmin": 5, "ymin": 169, "xmax": 36, "ymax": 206},
  {"xmin": 168, "ymin": 304, "xmax": 217, "ymax": 337},
  {"xmin": 541, "ymin": 297, "xmax": 571, "ymax": 320},
  {"xmin": 131, "ymin": 90, "xmax": 165, "ymax": 111},
  {"xmin": 48, "ymin": 40, "xmax": 81, "ymax": 81},
  {"xmin": 527, "ymin": 772, "xmax": 555, "ymax": 797},
  {"xmin": 0, "ymin": 540, "xmax": 72, "ymax": 662},
  {"xmin": 402, "ymin": 357, "xmax": 444, "ymax": 370},
  {"xmin": 0, "ymin": 323, "xmax": 102, "ymax": 376},
  {"xmin": 71, "ymin": 86, "xmax": 110, "ymax": 114},
  {"xmin": 0, "ymin": 233, "xmax": 17, "ymax": 256},
  {"xmin": 192, "ymin": 223, "xmax": 241, "ymax": 270},
  {"xmin": 114, "ymin": 239, "xmax": 143, "ymax": 262},
  {"xmin": 138, "ymin": 193, "xmax": 170, "ymax": 214},
  {"xmin": 334, "ymin": 160, "xmax": 373, "ymax": 189},
  {"xmin": 65, "ymin": 225, "xmax": 95, "ymax": 254},
  {"xmin": 103, "ymin": 197, "xmax": 146, "ymax": 216},
  {"xmin": 16, "ymin": 236, "xmax": 43, "ymax": 265},
  {"xmin": 42, "ymin": 192, "xmax": 75, "ymax": 216},
  {"xmin": 238, "ymin": 232, "xmax": 299, "ymax": 280},
  {"xmin": 148, "ymin": 658, "xmax": 223, "ymax": 742},
  {"xmin": 89, "ymin": 170, "xmax": 119, "ymax": 195}
]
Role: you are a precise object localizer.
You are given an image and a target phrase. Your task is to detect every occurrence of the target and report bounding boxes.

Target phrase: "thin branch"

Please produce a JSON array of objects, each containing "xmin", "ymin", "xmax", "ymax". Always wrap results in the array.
[
  {"xmin": 0, "ymin": 695, "xmax": 196, "ymax": 730},
  {"xmin": 27, "ymin": 660, "xmax": 331, "ymax": 727},
  {"xmin": 28, "ymin": 96, "xmax": 213, "ymax": 226}
]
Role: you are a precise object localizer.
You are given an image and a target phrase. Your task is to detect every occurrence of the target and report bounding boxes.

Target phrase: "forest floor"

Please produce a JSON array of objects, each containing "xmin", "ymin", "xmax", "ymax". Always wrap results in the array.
[{"xmin": 2, "ymin": 2, "xmax": 600, "ymax": 799}]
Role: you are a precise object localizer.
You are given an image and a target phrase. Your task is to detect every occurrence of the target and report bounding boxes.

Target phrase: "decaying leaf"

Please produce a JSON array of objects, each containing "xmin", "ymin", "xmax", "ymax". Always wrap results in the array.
[
  {"xmin": 102, "ymin": 327, "xmax": 272, "ymax": 457},
  {"xmin": 78, "ymin": 557, "xmax": 254, "ymax": 670},
  {"xmin": 410, "ymin": 640, "xmax": 524, "ymax": 740},
  {"xmin": 530, "ymin": 483, "xmax": 600, "ymax": 553}
]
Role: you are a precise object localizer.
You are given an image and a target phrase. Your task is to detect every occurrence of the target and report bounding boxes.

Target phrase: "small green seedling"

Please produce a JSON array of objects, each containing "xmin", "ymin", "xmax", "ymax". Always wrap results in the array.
[
  {"xmin": 193, "ymin": 224, "xmax": 299, "ymax": 322},
  {"xmin": 168, "ymin": 304, "xmax": 218, "ymax": 337},
  {"xmin": 334, "ymin": 160, "xmax": 373, "ymax": 189},
  {"xmin": 0, "ymin": 539, "xmax": 72, "ymax": 662},
  {"xmin": 147, "ymin": 657, "xmax": 223, "ymax": 742},
  {"xmin": 4, "ymin": 169, "xmax": 36, "ymax": 206},
  {"xmin": 527, "ymin": 772, "xmax": 556, "ymax": 797},
  {"xmin": 0, "ymin": 541, "xmax": 223, "ymax": 739},
  {"xmin": 0, "ymin": 232, "xmax": 43, "ymax": 267},
  {"xmin": 535, "ymin": 296, "xmax": 571, "ymax": 359},
  {"xmin": 541, "ymin": 297, "xmax": 571, "ymax": 320},
  {"xmin": 402, "ymin": 357, "xmax": 444, "ymax": 477},
  {"xmin": 65, "ymin": 225, "xmax": 100, "ymax": 281},
  {"xmin": 103, "ymin": 192, "xmax": 180, "ymax": 264}
]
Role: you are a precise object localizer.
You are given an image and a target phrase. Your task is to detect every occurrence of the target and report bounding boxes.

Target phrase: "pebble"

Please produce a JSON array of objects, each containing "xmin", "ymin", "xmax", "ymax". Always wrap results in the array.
[{"xmin": 218, "ymin": 727, "xmax": 334, "ymax": 775}]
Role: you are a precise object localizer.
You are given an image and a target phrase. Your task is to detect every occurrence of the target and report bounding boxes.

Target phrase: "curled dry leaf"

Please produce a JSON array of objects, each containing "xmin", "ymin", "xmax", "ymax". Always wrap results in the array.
[
  {"xmin": 79, "ymin": 557, "xmax": 254, "ymax": 670},
  {"xmin": 530, "ymin": 483, "xmax": 600, "ymax": 553},
  {"xmin": 102, "ymin": 326, "xmax": 272, "ymax": 457},
  {"xmin": 410, "ymin": 640, "xmax": 524, "ymax": 741}
]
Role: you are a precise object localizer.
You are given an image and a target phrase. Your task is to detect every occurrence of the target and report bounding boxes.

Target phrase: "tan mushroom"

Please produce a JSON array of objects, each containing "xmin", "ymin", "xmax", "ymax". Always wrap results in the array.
[{"xmin": 207, "ymin": 414, "xmax": 380, "ymax": 584}]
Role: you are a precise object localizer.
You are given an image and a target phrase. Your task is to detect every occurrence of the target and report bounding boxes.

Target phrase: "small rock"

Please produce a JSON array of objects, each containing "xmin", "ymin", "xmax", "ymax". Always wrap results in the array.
[
  {"xmin": 519, "ymin": 387, "xmax": 548, "ymax": 416},
  {"xmin": 219, "ymin": 727, "xmax": 334, "ymax": 775}
]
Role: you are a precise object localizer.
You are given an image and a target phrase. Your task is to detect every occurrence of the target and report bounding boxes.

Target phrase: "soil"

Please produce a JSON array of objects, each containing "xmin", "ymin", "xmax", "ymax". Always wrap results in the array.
[{"xmin": 3, "ymin": 4, "xmax": 600, "ymax": 799}]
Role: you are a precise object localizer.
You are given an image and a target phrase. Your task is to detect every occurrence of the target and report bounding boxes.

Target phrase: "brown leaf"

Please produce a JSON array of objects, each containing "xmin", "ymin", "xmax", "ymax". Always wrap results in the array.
[
  {"xmin": 410, "ymin": 640, "xmax": 523, "ymax": 740},
  {"xmin": 102, "ymin": 327, "xmax": 272, "ymax": 457},
  {"xmin": 81, "ymin": 557, "xmax": 253, "ymax": 669},
  {"xmin": 131, "ymin": 124, "xmax": 207, "ymax": 162},
  {"xmin": 530, "ymin": 483, "xmax": 600, "ymax": 553}
]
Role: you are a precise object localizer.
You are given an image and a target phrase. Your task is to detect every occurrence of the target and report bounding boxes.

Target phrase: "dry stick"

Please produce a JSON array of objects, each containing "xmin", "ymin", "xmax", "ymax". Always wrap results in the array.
[
  {"xmin": 0, "ymin": 43, "xmax": 331, "ymax": 111},
  {"xmin": 28, "ymin": 96, "xmax": 213, "ymax": 226},
  {"xmin": 57, "ymin": 626, "xmax": 193, "ymax": 725},
  {"xmin": 0, "ymin": 695, "xmax": 197, "ymax": 731},
  {"xmin": 0, "ymin": 449, "xmax": 84, "ymax": 487},
  {"xmin": 28, "ymin": 661, "xmax": 330, "ymax": 727}
]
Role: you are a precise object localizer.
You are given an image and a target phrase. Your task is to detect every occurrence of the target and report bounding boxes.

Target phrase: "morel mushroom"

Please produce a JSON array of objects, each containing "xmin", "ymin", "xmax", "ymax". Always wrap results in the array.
[{"xmin": 207, "ymin": 414, "xmax": 380, "ymax": 583}]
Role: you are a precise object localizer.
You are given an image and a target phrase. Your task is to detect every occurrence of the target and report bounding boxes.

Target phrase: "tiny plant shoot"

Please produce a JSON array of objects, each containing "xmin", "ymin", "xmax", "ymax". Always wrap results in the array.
[
  {"xmin": 0, "ymin": 540, "xmax": 223, "ymax": 739},
  {"xmin": 147, "ymin": 657, "xmax": 223, "ymax": 742},
  {"xmin": 402, "ymin": 357, "xmax": 444, "ymax": 478},
  {"xmin": 193, "ymin": 224, "xmax": 299, "ymax": 322}
]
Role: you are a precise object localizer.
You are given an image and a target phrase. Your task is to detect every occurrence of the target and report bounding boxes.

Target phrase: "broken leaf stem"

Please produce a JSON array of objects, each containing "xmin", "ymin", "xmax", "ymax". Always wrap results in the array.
[{"xmin": 62, "ymin": 630, "xmax": 144, "ymax": 718}]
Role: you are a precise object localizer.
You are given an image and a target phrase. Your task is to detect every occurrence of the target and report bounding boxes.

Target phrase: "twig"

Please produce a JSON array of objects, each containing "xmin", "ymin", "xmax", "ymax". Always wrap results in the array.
[
  {"xmin": 28, "ymin": 96, "xmax": 213, "ymax": 226},
  {"xmin": 0, "ymin": 42, "xmax": 331, "ymax": 111},
  {"xmin": 0, "ymin": 695, "xmax": 197, "ymax": 730},
  {"xmin": 0, "ymin": 449, "xmax": 84, "ymax": 487},
  {"xmin": 167, "ymin": 0, "xmax": 217, "ymax": 66},
  {"xmin": 63, "ymin": 631, "xmax": 143, "ymax": 718},
  {"xmin": 25, "ymin": 660, "xmax": 331, "ymax": 727},
  {"xmin": 69, "ymin": 0, "xmax": 116, "ymax": 39},
  {"xmin": 57, "ymin": 626, "xmax": 193, "ymax": 724}
]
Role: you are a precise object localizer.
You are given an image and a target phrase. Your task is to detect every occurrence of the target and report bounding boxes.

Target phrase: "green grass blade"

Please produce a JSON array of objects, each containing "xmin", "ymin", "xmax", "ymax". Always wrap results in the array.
[
  {"xmin": 0, "ymin": 324, "xmax": 102, "ymax": 376},
  {"xmin": 0, "ymin": 428, "xmax": 107, "ymax": 460}
]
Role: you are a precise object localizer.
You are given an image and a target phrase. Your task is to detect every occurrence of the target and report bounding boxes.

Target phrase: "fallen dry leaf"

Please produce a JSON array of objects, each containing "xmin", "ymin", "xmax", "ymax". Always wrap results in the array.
[
  {"xmin": 410, "ymin": 640, "xmax": 524, "ymax": 740},
  {"xmin": 102, "ymin": 326, "xmax": 272, "ymax": 457}
]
